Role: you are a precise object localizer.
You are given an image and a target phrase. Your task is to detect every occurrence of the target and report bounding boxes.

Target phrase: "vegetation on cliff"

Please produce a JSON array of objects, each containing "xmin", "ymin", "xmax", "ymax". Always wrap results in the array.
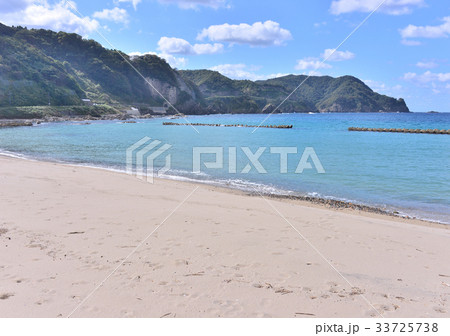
[{"xmin": 0, "ymin": 23, "xmax": 200, "ymax": 118}]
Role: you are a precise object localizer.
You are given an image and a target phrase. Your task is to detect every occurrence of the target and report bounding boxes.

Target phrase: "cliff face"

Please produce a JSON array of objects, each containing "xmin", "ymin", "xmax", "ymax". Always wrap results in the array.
[{"xmin": 0, "ymin": 23, "xmax": 409, "ymax": 117}]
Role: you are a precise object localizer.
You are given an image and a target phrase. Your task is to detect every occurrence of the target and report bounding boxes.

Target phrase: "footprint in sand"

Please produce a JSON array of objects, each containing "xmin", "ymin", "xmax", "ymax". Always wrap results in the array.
[
  {"xmin": 433, "ymin": 307, "xmax": 447, "ymax": 314},
  {"xmin": 121, "ymin": 310, "xmax": 137, "ymax": 317},
  {"xmin": 175, "ymin": 259, "xmax": 189, "ymax": 266},
  {"xmin": 328, "ymin": 282, "xmax": 339, "ymax": 294},
  {"xmin": 0, "ymin": 293, "xmax": 14, "ymax": 300}
]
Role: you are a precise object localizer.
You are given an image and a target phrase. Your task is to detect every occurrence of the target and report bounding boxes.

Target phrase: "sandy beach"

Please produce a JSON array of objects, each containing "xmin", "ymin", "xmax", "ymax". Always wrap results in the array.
[{"xmin": 0, "ymin": 155, "xmax": 449, "ymax": 318}]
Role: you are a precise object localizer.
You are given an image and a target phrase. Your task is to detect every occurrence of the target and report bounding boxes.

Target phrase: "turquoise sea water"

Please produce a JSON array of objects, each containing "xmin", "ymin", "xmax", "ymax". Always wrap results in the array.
[{"xmin": 0, "ymin": 113, "xmax": 449, "ymax": 223}]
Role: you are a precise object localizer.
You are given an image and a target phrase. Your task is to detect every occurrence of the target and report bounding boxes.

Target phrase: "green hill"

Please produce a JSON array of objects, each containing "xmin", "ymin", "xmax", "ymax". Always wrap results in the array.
[
  {"xmin": 179, "ymin": 70, "xmax": 409, "ymax": 113},
  {"xmin": 0, "ymin": 23, "xmax": 409, "ymax": 118},
  {"xmin": 0, "ymin": 23, "xmax": 202, "ymax": 118}
]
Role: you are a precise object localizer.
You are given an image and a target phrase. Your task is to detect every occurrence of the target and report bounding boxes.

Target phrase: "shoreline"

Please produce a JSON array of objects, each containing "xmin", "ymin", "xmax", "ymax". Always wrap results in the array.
[
  {"xmin": 0, "ymin": 150, "xmax": 447, "ymax": 228},
  {"xmin": 3, "ymin": 110, "xmax": 449, "ymax": 127}
]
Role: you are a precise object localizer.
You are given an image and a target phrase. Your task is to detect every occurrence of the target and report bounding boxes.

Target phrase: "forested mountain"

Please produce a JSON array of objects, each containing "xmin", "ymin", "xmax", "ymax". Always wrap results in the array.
[
  {"xmin": 179, "ymin": 70, "xmax": 409, "ymax": 113},
  {"xmin": 0, "ymin": 23, "xmax": 409, "ymax": 118},
  {"xmin": 0, "ymin": 23, "xmax": 202, "ymax": 116}
]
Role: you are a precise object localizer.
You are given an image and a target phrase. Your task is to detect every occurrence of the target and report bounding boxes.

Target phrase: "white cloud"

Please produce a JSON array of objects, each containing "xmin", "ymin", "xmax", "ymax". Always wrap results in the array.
[
  {"xmin": 191, "ymin": 43, "xmax": 224, "ymax": 54},
  {"xmin": 295, "ymin": 48, "xmax": 355, "ymax": 71},
  {"xmin": 403, "ymin": 72, "xmax": 417, "ymax": 81},
  {"xmin": 129, "ymin": 51, "xmax": 187, "ymax": 68},
  {"xmin": 432, "ymin": 86, "xmax": 440, "ymax": 94},
  {"xmin": 209, "ymin": 64, "xmax": 291, "ymax": 81},
  {"xmin": 403, "ymin": 71, "xmax": 450, "ymax": 83},
  {"xmin": 158, "ymin": 37, "xmax": 193, "ymax": 54},
  {"xmin": 401, "ymin": 39, "xmax": 421, "ymax": 46},
  {"xmin": 363, "ymin": 79, "xmax": 403, "ymax": 97},
  {"xmin": 115, "ymin": 0, "xmax": 142, "ymax": 10},
  {"xmin": 135, "ymin": 36, "xmax": 223, "ymax": 70},
  {"xmin": 155, "ymin": 53, "xmax": 188, "ymax": 68},
  {"xmin": 157, "ymin": 0, "xmax": 228, "ymax": 9},
  {"xmin": 400, "ymin": 16, "xmax": 450, "ymax": 39},
  {"xmin": 210, "ymin": 64, "xmax": 265, "ymax": 80},
  {"xmin": 197, "ymin": 20, "xmax": 292, "ymax": 46},
  {"xmin": 157, "ymin": 37, "xmax": 223, "ymax": 55},
  {"xmin": 416, "ymin": 61, "xmax": 438, "ymax": 69},
  {"xmin": 314, "ymin": 21, "xmax": 327, "ymax": 28},
  {"xmin": 0, "ymin": 1, "xmax": 99, "ymax": 35},
  {"xmin": 403, "ymin": 71, "xmax": 450, "ymax": 96},
  {"xmin": 330, "ymin": 0, "xmax": 426, "ymax": 15},
  {"xmin": 93, "ymin": 7, "xmax": 129, "ymax": 24},
  {"xmin": 303, "ymin": 70, "xmax": 324, "ymax": 76},
  {"xmin": 321, "ymin": 48, "xmax": 355, "ymax": 61},
  {"xmin": 295, "ymin": 58, "xmax": 332, "ymax": 71}
]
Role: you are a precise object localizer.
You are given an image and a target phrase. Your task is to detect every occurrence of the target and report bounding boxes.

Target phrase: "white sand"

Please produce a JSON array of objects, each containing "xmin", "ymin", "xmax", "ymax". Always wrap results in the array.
[{"xmin": 0, "ymin": 156, "xmax": 449, "ymax": 317}]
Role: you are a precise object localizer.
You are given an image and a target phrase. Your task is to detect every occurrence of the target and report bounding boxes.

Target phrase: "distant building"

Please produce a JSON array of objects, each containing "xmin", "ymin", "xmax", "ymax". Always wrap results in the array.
[
  {"xmin": 81, "ymin": 98, "xmax": 93, "ymax": 106},
  {"xmin": 149, "ymin": 106, "xmax": 167, "ymax": 114},
  {"xmin": 126, "ymin": 107, "xmax": 141, "ymax": 116}
]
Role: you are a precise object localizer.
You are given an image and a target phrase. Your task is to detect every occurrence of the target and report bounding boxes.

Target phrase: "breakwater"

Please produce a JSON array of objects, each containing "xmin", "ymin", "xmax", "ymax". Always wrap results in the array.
[
  {"xmin": 348, "ymin": 127, "xmax": 450, "ymax": 134},
  {"xmin": 0, "ymin": 120, "xmax": 33, "ymax": 128},
  {"xmin": 163, "ymin": 122, "xmax": 293, "ymax": 129}
]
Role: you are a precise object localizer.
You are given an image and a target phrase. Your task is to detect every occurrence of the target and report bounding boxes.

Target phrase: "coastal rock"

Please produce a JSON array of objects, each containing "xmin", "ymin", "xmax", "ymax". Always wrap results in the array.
[{"xmin": 0, "ymin": 120, "xmax": 33, "ymax": 128}]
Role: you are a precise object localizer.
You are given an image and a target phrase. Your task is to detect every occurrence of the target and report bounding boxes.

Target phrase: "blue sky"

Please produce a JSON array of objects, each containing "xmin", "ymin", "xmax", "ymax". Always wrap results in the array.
[{"xmin": 1, "ymin": 0, "xmax": 449, "ymax": 111}]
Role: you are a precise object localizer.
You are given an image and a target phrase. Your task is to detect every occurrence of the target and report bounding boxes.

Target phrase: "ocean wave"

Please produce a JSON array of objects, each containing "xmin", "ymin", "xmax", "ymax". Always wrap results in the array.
[
  {"xmin": 0, "ymin": 149, "xmax": 30, "ymax": 160},
  {"xmin": 1, "ymin": 148, "xmax": 448, "ymax": 224}
]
